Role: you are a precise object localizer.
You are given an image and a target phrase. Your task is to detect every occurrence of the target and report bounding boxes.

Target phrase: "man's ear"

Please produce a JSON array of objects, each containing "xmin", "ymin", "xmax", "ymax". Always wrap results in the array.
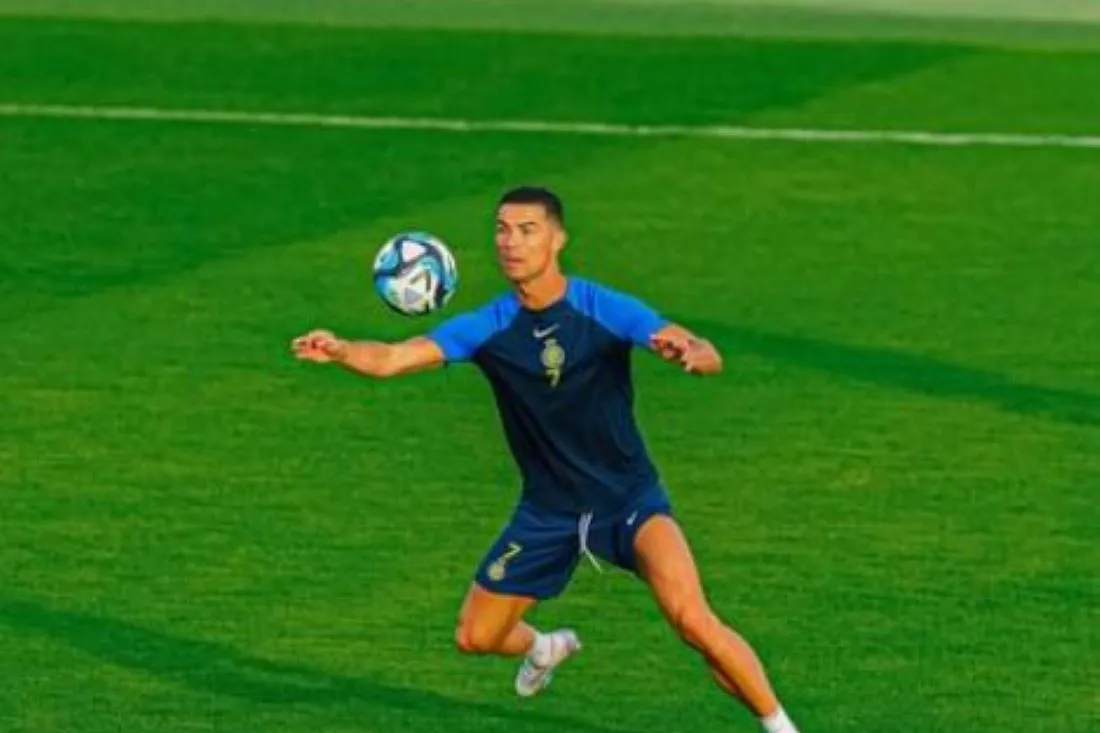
[{"xmin": 554, "ymin": 226, "xmax": 568, "ymax": 254}]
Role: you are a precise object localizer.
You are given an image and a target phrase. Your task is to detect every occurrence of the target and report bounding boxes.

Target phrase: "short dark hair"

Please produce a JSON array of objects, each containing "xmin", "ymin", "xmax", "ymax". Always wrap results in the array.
[{"xmin": 497, "ymin": 185, "xmax": 564, "ymax": 225}]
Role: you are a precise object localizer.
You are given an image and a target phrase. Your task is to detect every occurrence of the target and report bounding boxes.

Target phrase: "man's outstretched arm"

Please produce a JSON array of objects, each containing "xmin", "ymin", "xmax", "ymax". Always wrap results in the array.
[{"xmin": 291, "ymin": 329, "xmax": 445, "ymax": 377}]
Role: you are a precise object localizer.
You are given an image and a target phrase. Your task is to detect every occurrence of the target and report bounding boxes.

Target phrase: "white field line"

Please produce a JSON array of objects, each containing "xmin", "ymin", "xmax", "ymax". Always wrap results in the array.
[{"xmin": 2, "ymin": 102, "xmax": 1100, "ymax": 150}]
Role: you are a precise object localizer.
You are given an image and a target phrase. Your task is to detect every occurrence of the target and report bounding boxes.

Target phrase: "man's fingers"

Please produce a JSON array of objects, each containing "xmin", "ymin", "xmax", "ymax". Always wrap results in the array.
[
  {"xmin": 291, "ymin": 330, "xmax": 338, "ymax": 361},
  {"xmin": 651, "ymin": 334, "xmax": 690, "ymax": 355},
  {"xmin": 680, "ymin": 343, "xmax": 716, "ymax": 374}
]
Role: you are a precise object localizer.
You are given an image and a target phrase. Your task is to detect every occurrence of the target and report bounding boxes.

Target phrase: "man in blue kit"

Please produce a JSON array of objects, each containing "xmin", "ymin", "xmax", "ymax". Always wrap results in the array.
[{"xmin": 291, "ymin": 187, "xmax": 801, "ymax": 733}]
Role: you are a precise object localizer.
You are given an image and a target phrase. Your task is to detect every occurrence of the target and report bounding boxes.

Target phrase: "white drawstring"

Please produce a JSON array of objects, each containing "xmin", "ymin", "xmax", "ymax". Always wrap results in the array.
[{"xmin": 577, "ymin": 511, "xmax": 604, "ymax": 573}]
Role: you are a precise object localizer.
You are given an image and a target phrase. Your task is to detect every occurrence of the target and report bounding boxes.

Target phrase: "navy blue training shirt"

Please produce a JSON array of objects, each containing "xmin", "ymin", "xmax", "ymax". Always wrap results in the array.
[{"xmin": 428, "ymin": 277, "xmax": 669, "ymax": 515}]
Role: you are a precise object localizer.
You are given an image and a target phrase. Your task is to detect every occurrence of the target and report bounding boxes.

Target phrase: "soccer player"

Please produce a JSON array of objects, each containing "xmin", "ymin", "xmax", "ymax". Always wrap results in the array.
[{"xmin": 291, "ymin": 186, "xmax": 801, "ymax": 733}]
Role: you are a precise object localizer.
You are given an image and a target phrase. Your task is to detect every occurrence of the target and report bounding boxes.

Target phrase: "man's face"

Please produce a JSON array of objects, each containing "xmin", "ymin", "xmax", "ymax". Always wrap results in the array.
[{"xmin": 494, "ymin": 203, "xmax": 563, "ymax": 283}]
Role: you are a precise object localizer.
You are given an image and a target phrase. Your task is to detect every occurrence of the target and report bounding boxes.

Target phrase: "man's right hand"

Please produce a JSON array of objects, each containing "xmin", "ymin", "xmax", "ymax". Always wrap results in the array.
[{"xmin": 291, "ymin": 329, "xmax": 347, "ymax": 363}]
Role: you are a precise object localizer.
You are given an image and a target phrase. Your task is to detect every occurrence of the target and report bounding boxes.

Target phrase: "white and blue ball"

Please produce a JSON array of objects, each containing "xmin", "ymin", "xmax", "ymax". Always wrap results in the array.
[{"xmin": 371, "ymin": 231, "xmax": 458, "ymax": 316}]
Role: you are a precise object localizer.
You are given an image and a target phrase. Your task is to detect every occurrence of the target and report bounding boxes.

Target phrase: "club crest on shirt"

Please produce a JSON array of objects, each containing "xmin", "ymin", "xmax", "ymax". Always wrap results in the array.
[{"xmin": 540, "ymin": 338, "xmax": 565, "ymax": 387}]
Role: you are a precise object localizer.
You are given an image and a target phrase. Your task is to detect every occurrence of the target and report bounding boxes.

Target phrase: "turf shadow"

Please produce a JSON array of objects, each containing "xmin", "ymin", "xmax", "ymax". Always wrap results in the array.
[
  {"xmin": 684, "ymin": 319, "xmax": 1100, "ymax": 428},
  {"xmin": 0, "ymin": 596, "xmax": 622, "ymax": 733}
]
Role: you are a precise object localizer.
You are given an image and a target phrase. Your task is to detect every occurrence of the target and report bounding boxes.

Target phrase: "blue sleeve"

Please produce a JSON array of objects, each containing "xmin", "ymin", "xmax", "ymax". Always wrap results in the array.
[
  {"xmin": 427, "ymin": 307, "xmax": 497, "ymax": 363},
  {"xmin": 592, "ymin": 285, "xmax": 669, "ymax": 348}
]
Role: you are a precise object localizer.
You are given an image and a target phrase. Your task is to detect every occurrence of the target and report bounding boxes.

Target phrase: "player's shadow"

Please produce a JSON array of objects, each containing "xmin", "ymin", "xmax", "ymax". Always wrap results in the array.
[
  {"xmin": 0, "ymin": 597, "xmax": 620, "ymax": 733},
  {"xmin": 690, "ymin": 320, "xmax": 1100, "ymax": 428}
]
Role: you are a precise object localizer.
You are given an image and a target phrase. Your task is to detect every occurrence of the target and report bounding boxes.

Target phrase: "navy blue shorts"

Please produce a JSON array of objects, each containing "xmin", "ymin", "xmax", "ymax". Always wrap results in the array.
[{"xmin": 474, "ymin": 484, "xmax": 674, "ymax": 600}]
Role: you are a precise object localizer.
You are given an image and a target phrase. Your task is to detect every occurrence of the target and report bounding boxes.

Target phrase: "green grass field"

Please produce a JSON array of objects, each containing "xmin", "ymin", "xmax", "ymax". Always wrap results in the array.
[{"xmin": 0, "ymin": 2, "xmax": 1097, "ymax": 732}]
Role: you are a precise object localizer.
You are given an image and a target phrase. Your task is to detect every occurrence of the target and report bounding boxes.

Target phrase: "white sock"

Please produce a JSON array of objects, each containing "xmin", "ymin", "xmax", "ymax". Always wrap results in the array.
[
  {"xmin": 761, "ymin": 706, "xmax": 799, "ymax": 733},
  {"xmin": 528, "ymin": 632, "xmax": 553, "ymax": 666}
]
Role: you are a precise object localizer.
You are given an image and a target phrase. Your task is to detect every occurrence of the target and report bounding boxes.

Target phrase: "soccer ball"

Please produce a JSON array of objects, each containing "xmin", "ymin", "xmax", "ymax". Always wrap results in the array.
[{"xmin": 371, "ymin": 231, "xmax": 458, "ymax": 316}]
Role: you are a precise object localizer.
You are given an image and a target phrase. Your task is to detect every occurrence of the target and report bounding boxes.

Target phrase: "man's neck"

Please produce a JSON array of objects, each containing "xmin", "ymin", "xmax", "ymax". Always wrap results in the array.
[{"xmin": 516, "ymin": 271, "xmax": 568, "ymax": 311}]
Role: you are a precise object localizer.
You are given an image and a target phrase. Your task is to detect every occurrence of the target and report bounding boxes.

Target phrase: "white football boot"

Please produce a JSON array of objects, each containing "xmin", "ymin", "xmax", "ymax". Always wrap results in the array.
[{"xmin": 514, "ymin": 629, "xmax": 582, "ymax": 697}]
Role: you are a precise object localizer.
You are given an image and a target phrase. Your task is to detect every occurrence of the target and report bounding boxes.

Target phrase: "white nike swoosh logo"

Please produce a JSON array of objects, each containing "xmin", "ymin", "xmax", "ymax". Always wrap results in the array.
[
  {"xmin": 626, "ymin": 511, "xmax": 638, "ymax": 526},
  {"xmin": 533, "ymin": 325, "xmax": 559, "ymax": 338}
]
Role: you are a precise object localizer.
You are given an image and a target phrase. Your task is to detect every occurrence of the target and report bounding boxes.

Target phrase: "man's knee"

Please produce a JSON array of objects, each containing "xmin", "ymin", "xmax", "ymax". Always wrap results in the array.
[
  {"xmin": 454, "ymin": 619, "xmax": 502, "ymax": 655},
  {"xmin": 668, "ymin": 599, "xmax": 720, "ymax": 651}
]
